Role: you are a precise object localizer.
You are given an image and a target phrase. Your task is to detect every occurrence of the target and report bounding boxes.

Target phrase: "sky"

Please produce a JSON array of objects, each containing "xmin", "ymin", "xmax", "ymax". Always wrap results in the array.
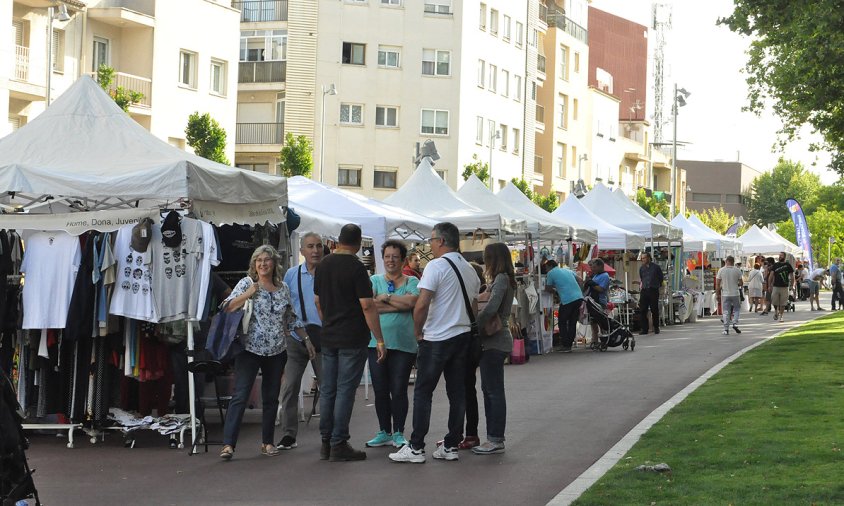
[{"xmin": 589, "ymin": 0, "xmax": 838, "ymax": 183}]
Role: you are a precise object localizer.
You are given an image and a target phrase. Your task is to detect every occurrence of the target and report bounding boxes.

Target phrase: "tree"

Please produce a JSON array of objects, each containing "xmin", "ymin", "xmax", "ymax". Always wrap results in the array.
[
  {"xmin": 776, "ymin": 207, "xmax": 844, "ymax": 268},
  {"xmin": 509, "ymin": 178, "xmax": 559, "ymax": 213},
  {"xmin": 461, "ymin": 154, "xmax": 490, "ymax": 185},
  {"xmin": 720, "ymin": 2, "xmax": 844, "ymax": 175},
  {"xmin": 96, "ymin": 64, "xmax": 143, "ymax": 112},
  {"xmin": 687, "ymin": 207, "xmax": 737, "ymax": 235},
  {"xmin": 744, "ymin": 159, "xmax": 821, "ymax": 225},
  {"xmin": 278, "ymin": 132, "xmax": 313, "ymax": 178},
  {"xmin": 185, "ymin": 112, "xmax": 230, "ymax": 165},
  {"xmin": 635, "ymin": 188, "xmax": 669, "ymax": 217},
  {"xmin": 809, "ymin": 180, "xmax": 844, "ymax": 213}
]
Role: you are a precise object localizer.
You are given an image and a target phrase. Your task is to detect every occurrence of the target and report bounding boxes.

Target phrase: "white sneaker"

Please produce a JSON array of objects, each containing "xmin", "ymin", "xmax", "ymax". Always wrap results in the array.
[
  {"xmin": 388, "ymin": 444, "xmax": 426, "ymax": 463},
  {"xmin": 722, "ymin": 329, "xmax": 729, "ymax": 335},
  {"xmin": 432, "ymin": 445, "xmax": 459, "ymax": 461}
]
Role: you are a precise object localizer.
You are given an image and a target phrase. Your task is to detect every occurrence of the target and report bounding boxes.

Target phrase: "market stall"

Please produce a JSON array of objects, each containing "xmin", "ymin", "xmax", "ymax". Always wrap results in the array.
[{"xmin": 739, "ymin": 225, "xmax": 800, "ymax": 256}]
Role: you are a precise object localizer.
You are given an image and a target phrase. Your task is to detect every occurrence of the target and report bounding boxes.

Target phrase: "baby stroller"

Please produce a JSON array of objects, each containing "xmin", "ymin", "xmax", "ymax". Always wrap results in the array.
[
  {"xmin": 583, "ymin": 296, "xmax": 635, "ymax": 352},
  {"xmin": 785, "ymin": 289, "xmax": 797, "ymax": 313},
  {"xmin": 1, "ymin": 368, "xmax": 41, "ymax": 506}
]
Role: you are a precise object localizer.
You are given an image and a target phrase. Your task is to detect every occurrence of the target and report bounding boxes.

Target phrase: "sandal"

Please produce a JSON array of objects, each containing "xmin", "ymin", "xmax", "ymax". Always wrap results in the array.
[
  {"xmin": 261, "ymin": 443, "xmax": 280, "ymax": 457},
  {"xmin": 220, "ymin": 445, "xmax": 234, "ymax": 460}
]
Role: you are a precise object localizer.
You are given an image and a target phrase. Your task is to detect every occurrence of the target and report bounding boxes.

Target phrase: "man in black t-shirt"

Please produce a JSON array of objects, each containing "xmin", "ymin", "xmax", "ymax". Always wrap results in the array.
[
  {"xmin": 314, "ymin": 224, "xmax": 386, "ymax": 462},
  {"xmin": 770, "ymin": 252, "xmax": 795, "ymax": 322}
]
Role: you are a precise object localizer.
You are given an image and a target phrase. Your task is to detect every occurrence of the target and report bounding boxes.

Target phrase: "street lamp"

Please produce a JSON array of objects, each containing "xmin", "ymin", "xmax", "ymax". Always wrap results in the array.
[
  {"xmin": 319, "ymin": 83, "xmax": 337, "ymax": 183},
  {"xmin": 670, "ymin": 84, "xmax": 690, "ymax": 217},
  {"xmin": 45, "ymin": 3, "xmax": 71, "ymax": 106},
  {"xmin": 488, "ymin": 128, "xmax": 500, "ymax": 190}
]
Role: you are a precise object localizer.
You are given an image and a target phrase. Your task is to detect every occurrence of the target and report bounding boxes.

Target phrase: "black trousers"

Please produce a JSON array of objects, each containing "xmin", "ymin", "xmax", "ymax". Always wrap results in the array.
[
  {"xmin": 639, "ymin": 287, "xmax": 661, "ymax": 332},
  {"xmin": 832, "ymin": 283, "xmax": 844, "ymax": 309}
]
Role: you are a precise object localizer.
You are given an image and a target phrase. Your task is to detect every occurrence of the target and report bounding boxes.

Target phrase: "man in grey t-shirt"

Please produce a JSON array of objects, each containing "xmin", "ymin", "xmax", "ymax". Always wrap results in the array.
[{"xmin": 716, "ymin": 256, "xmax": 744, "ymax": 335}]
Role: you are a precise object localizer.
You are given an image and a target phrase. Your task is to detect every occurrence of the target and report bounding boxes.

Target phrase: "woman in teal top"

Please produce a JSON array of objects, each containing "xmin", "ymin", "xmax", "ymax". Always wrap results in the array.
[{"xmin": 365, "ymin": 240, "xmax": 420, "ymax": 449}]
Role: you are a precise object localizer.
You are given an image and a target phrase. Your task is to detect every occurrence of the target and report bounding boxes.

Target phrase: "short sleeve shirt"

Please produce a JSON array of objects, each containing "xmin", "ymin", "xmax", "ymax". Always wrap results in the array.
[
  {"xmin": 225, "ymin": 276, "xmax": 302, "ymax": 356},
  {"xmin": 418, "ymin": 252, "xmax": 481, "ymax": 342},
  {"xmin": 545, "ymin": 267, "xmax": 583, "ymax": 305},
  {"xmin": 589, "ymin": 272, "xmax": 610, "ymax": 306},
  {"xmin": 771, "ymin": 261, "xmax": 794, "ymax": 287},
  {"xmin": 314, "ymin": 252, "xmax": 374, "ymax": 348},
  {"xmin": 368, "ymin": 275, "xmax": 419, "ymax": 353},
  {"xmin": 716, "ymin": 266, "xmax": 742, "ymax": 296}
]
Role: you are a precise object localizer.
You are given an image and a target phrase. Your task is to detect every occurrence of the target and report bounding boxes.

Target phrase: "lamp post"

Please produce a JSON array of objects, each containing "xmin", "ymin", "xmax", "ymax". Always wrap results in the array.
[
  {"xmin": 45, "ymin": 3, "xmax": 71, "ymax": 106},
  {"xmin": 488, "ymin": 128, "xmax": 500, "ymax": 190},
  {"xmin": 577, "ymin": 153, "xmax": 588, "ymax": 181},
  {"xmin": 319, "ymin": 83, "xmax": 337, "ymax": 183},
  {"xmin": 670, "ymin": 84, "xmax": 690, "ymax": 217}
]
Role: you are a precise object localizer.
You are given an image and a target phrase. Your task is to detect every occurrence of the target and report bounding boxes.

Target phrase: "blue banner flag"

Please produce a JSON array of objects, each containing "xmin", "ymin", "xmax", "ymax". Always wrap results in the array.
[{"xmin": 786, "ymin": 198, "xmax": 813, "ymax": 270}]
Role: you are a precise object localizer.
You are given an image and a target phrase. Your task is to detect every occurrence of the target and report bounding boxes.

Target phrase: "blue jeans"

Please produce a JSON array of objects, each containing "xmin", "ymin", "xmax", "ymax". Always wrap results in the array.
[
  {"xmin": 320, "ymin": 347, "xmax": 368, "ymax": 446},
  {"xmin": 367, "ymin": 348, "xmax": 415, "ymax": 434},
  {"xmin": 223, "ymin": 350, "xmax": 287, "ymax": 447},
  {"xmin": 409, "ymin": 332, "xmax": 470, "ymax": 450},
  {"xmin": 479, "ymin": 350, "xmax": 508, "ymax": 443}
]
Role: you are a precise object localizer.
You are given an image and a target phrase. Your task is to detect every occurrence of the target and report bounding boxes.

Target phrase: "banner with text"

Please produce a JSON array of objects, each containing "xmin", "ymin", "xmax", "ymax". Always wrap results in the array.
[
  {"xmin": 786, "ymin": 198, "xmax": 813, "ymax": 270},
  {"xmin": 0, "ymin": 208, "xmax": 159, "ymax": 235},
  {"xmin": 192, "ymin": 200, "xmax": 284, "ymax": 226}
]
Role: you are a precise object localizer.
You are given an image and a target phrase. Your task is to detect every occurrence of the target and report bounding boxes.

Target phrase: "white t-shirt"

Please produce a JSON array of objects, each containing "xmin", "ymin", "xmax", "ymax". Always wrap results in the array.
[
  {"xmin": 418, "ymin": 252, "xmax": 481, "ymax": 341},
  {"xmin": 20, "ymin": 231, "xmax": 81, "ymax": 329},
  {"xmin": 716, "ymin": 265, "xmax": 743, "ymax": 297},
  {"xmin": 151, "ymin": 217, "xmax": 203, "ymax": 323},
  {"xmin": 811, "ymin": 268, "xmax": 826, "ymax": 281},
  {"xmin": 191, "ymin": 221, "xmax": 219, "ymax": 321},
  {"xmin": 109, "ymin": 224, "xmax": 157, "ymax": 322}
]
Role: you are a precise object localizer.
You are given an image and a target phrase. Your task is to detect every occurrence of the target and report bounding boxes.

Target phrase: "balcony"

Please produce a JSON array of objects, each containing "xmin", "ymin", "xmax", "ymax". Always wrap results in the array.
[
  {"xmin": 236, "ymin": 123, "xmax": 285, "ymax": 144},
  {"xmin": 547, "ymin": 13, "xmax": 588, "ymax": 44},
  {"xmin": 13, "ymin": 45, "xmax": 29, "ymax": 82},
  {"xmin": 232, "ymin": 0, "xmax": 288, "ymax": 22},
  {"xmin": 86, "ymin": 71, "xmax": 152, "ymax": 107},
  {"xmin": 238, "ymin": 61, "xmax": 286, "ymax": 83}
]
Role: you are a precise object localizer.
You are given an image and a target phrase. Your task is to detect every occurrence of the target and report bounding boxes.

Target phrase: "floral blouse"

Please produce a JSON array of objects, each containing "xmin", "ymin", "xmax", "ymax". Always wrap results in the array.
[{"xmin": 226, "ymin": 276, "xmax": 304, "ymax": 357}]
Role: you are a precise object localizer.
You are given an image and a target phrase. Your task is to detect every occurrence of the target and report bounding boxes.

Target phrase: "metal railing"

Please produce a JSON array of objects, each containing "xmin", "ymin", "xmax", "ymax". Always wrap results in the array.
[
  {"xmin": 537, "ymin": 54, "xmax": 546, "ymax": 74},
  {"xmin": 547, "ymin": 13, "xmax": 588, "ymax": 44},
  {"xmin": 85, "ymin": 70, "xmax": 152, "ymax": 107},
  {"xmin": 238, "ymin": 61, "xmax": 286, "ymax": 83},
  {"xmin": 236, "ymin": 122, "xmax": 285, "ymax": 144},
  {"xmin": 232, "ymin": 0, "xmax": 288, "ymax": 22},
  {"xmin": 13, "ymin": 45, "xmax": 29, "ymax": 82}
]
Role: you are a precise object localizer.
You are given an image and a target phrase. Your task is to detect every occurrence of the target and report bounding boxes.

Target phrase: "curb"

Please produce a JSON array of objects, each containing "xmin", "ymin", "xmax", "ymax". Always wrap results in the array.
[{"xmin": 546, "ymin": 313, "xmax": 828, "ymax": 506}]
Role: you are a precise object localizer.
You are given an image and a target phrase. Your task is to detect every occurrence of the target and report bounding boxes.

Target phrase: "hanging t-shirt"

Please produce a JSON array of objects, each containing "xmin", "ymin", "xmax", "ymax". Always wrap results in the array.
[
  {"xmin": 109, "ymin": 225, "xmax": 157, "ymax": 322},
  {"xmin": 192, "ymin": 221, "xmax": 220, "ymax": 321},
  {"xmin": 20, "ymin": 231, "xmax": 81, "ymax": 329},
  {"xmin": 151, "ymin": 217, "xmax": 203, "ymax": 322}
]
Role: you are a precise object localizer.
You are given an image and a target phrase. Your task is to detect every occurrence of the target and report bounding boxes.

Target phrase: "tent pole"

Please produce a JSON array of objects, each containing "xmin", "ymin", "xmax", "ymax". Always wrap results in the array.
[{"xmin": 187, "ymin": 320, "xmax": 197, "ymax": 454}]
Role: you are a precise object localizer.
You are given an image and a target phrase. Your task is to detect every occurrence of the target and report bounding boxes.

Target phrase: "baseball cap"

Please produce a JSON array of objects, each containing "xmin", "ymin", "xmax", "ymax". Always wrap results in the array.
[
  {"xmin": 160, "ymin": 210, "xmax": 182, "ymax": 248},
  {"xmin": 130, "ymin": 217, "xmax": 153, "ymax": 252}
]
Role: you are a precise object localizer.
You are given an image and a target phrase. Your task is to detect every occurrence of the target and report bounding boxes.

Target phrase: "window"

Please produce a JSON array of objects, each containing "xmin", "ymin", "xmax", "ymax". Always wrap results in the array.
[
  {"xmin": 51, "ymin": 29, "xmax": 65, "ymax": 72},
  {"xmin": 92, "ymin": 36, "xmax": 109, "ymax": 72},
  {"xmin": 236, "ymin": 163, "xmax": 270, "ymax": 173},
  {"xmin": 513, "ymin": 128, "xmax": 520, "ymax": 154},
  {"xmin": 501, "ymin": 69, "xmax": 510, "ymax": 97},
  {"xmin": 558, "ymin": 94, "xmax": 568, "ymax": 129},
  {"xmin": 421, "ymin": 109, "xmax": 449, "ymax": 135},
  {"xmin": 424, "ymin": 0, "xmax": 451, "ymax": 14},
  {"xmin": 514, "ymin": 75, "xmax": 522, "ymax": 102},
  {"xmin": 338, "ymin": 166, "xmax": 362, "ymax": 187},
  {"xmin": 422, "ymin": 49, "xmax": 450, "ymax": 76},
  {"xmin": 179, "ymin": 50, "xmax": 197, "ymax": 88},
  {"xmin": 375, "ymin": 106, "xmax": 398, "ymax": 127},
  {"xmin": 8, "ymin": 116, "xmax": 21, "ymax": 132},
  {"xmin": 503, "ymin": 15, "xmax": 511, "ymax": 41},
  {"xmin": 557, "ymin": 143, "xmax": 567, "ymax": 178},
  {"xmin": 210, "ymin": 59, "xmax": 227, "ymax": 95},
  {"xmin": 240, "ymin": 30, "xmax": 287, "ymax": 61},
  {"xmin": 535, "ymin": 104, "xmax": 545, "ymax": 124},
  {"xmin": 381, "ymin": 0, "xmax": 401, "ymax": 5},
  {"xmin": 534, "ymin": 156, "xmax": 543, "ymax": 174},
  {"xmin": 531, "ymin": 81, "xmax": 537, "ymax": 100},
  {"xmin": 490, "ymin": 9, "xmax": 499, "ymax": 35},
  {"xmin": 487, "ymin": 119, "xmax": 495, "ymax": 146},
  {"xmin": 342, "ymin": 42, "xmax": 366, "ymax": 65},
  {"xmin": 574, "ymin": 52, "xmax": 580, "ymax": 73},
  {"xmin": 515, "ymin": 22, "xmax": 524, "ymax": 47},
  {"xmin": 340, "ymin": 103, "xmax": 364, "ymax": 125},
  {"xmin": 377, "ymin": 45, "xmax": 401, "ymax": 68},
  {"xmin": 725, "ymin": 194, "xmax": 743, "ymax": 204},
  {"xmin": 693, "ymin": 193, "xmax": 722, "ymax": 203},
  {"xmin": 477, "ymin": 59, "xmax": 485, "ymax": 88},
  {"xmin": 479, "ymin": 3, "xmax": 487, "ymax": 30},
  {"xmin": 476, "ymin": 116, "xmax": 484, "ymax": 144},
  {"xmin": 499, "ymin": 124, "xmax": 508, "ymax": 151},
  {"xmin": 573, "ymin": 98, "xmax": 578, "ymax": 121},
  {"xmin": 559, "ymin": 45, "xmax": 569, "ymax": 81},
  {"xmin": 488, "ymin": 64, "xmax": 497, "ymax": 92},
  {"xmin": 436, "ymin": 169, "xmax": 447, "ymax": 180},
  {"xmin": 374, "ymin": 168, "xmax": 398, "ymax": 189},
  {"xmin": 529, "ymin": 28, "xmax": 538, "ymax": 47}
]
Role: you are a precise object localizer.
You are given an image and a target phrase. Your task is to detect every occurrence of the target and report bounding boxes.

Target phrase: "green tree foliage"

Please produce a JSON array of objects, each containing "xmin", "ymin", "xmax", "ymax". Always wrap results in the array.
[
  {"xmin": 96, "ymin": 64, "xmax": 144, "ymax": 112},
  {"xmin": 720, "ymin": 2, "xmax": 844, "ymax": 175},
  {"xmin": 809, "ymin": 180, "xmax": 844, "ymax": 213},
  {"xmin": 776, "ymin": 207, "xmax": 844, "ymax": 268},
  {"xmin": 635, "ymin": 188, "xmax": 669, "ymax": 217},
  {"xmin": 185, "ymin": 112, "xmax": 230, "ymax": 165},
  {"xmin": 745, "ymin": 159, "xmax": 821, "ymax": 225},
  {"xmin": 509, "ymin": 178, "xmax": 559, "ymax": 213},
  {"xmin": 687, "ymin": 207, "xmax": 742, "ymax": 235},
  {"xmin": 278, "ymin": 132, "xmax": 313, "ymax": 178},
  {"xmin": 461, "ymin": 154, "xmax": 490, "ymax": 185}
]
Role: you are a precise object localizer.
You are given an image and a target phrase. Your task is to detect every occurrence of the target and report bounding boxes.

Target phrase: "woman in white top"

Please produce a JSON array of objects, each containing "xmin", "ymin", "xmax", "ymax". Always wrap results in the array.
[{"xmin": 747, "ymin": 263, "xmax": 764, "ymax": 313}]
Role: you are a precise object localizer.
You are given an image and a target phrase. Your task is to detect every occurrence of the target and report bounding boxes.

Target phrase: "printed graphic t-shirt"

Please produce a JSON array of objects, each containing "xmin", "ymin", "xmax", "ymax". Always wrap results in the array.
[
  {"xmin": 151, "ymin": 217, "xmax": 203, "ymax": 322},
  {"xmin": 20, "ymin": 231, "xmax": 81, "ymax": 329},
  {"xmin": 109, "ymin": 224, "xmax": 157, "ymax": 322}
]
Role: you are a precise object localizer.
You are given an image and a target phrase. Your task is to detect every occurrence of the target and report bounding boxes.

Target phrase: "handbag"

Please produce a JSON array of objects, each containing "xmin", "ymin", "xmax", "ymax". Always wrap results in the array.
[
  {"xmin": 241, "ymin": 298, "xmax": 253, "ymax": 334},
  {"xmin": 443, "ymin": 256, "xmax": 481, "ymax": 361},
  {"xmin": 477, "ymin": 282, "xmax": 504, "ymax": 336},
  {"xmin": 206, "ymin": 303, "xmax": 245, "ymax": 363}
]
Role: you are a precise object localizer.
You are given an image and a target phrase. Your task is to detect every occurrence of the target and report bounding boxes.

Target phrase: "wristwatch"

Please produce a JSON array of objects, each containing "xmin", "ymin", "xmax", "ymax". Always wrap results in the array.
[
  {"xmin": 302, "ymin": 336, "xmax": 310, "ymax": 343},
  {"xmin": 386, "ymin": 294, "xmax": 392, "ymax": 303}
]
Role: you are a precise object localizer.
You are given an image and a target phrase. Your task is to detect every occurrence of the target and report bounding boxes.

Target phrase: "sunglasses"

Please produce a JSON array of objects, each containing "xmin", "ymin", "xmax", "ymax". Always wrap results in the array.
[{"xmin": 387, "ymin": 280, "xmax": 395, "ymax": 294}]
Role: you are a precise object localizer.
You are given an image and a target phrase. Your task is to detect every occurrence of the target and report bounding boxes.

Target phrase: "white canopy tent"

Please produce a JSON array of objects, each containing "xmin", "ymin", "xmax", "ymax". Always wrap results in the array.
[
  {"xmin": 764, "ymin": 227, "xmax": 802, "ymax": 256},
  {"xmin": 739, "ymin": 225, "xmax": 799, "ymax": 255},
  {"xmin": 669, "ymin": 214, "xmax": 716, "ymax": 253},
  {"xmin": 456, "ymin": 175, "xmax": 570, "ymax": 240},
  {"xmin": 580, "ymin": 184, "xmax": 677, "ymax": 241},
  {"xmin": 495, "ymin": 183, "xmax": 598, "ymax": 244},
  {"xmin": 685, "ymin": 214, "xmax": 742, "ymax": 256},
  {"xmin": 552, "ymin": 195, "xmax": 645, "ymax": 250},
  {"xmin": 384, "ymin": 159, "xmax": 519, "ymax": 234}
]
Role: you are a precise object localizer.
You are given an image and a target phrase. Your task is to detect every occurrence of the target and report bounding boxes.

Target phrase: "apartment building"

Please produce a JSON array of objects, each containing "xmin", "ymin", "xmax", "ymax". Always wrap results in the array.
[
  {"xmin": 3, "ymin": 0, "xmax": 239, "ymax": 161},
  {"xmin": 313, "ymin": 0, "xmax": 530, "ymax": 198},
  {"xmin": 679, "ymin": 159, "xmax": 760, "ymax": 217}
]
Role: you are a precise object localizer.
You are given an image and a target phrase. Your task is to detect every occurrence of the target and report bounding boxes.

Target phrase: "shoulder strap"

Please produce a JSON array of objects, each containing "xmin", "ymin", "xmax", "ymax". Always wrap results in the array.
[
  {"xmin": 443, "ymin": 256, "xmax": 475, "ymax": 324},
  {"xmin": 297, "ymin": 264, "xmax": 308, "ymax": 323}
]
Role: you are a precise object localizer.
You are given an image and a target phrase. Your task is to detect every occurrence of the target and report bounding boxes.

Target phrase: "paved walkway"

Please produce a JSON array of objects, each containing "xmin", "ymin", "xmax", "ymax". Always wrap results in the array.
[{"xmin": 23, "ymin": 297, "xmax": 831, "ymax": 506}]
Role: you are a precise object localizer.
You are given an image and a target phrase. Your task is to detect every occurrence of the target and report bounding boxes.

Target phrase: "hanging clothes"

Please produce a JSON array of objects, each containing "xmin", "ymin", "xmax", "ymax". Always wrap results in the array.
[
  {"xmin": 109, "ymin": 225, "xmax": 157, "ymax": 322},
  {"xmin": 20, "ymin": 231, "xmax": 81, "ymax": 330}
]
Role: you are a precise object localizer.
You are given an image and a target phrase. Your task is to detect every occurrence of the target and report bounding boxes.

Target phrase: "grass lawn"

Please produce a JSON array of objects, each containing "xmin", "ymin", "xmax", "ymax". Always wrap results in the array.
[{"xmin": 574, "ymin": 312, "xmax": 844, "ymax": 505}]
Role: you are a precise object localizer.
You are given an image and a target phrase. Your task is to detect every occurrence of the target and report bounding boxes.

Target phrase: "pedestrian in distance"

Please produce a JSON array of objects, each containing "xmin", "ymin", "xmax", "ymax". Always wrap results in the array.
[
  {"xmin": 715, "ymin": 255, "xmax": 743, "ymax": 335},
  {"xmin": 402, "ymin": 250, "xmax": 423, "ymax": 279},
  {"xmin": 314, "ymin": 224, "xmax": 386, "ymax": 462},
  {"xmin": 808, "ymin": 266, "xmax": 826, "ymax": 311},
  {"xmin": 637, "ymin": 252, "xmax": 663, "ymax": 335},
  {"xmin": 389, "ymin": 222, "xmax": 480, "ymax": 464},
  {"xmin": 747, "ymin": 263, "xmax": 764, "ymax": 313},
  {"xmin": 760, "ymin": 257, "xmax": 775, "ymax": 316},
  {"xmin": 583, "ymin": 259, "xmax": 611, "ymax": 348},
  {"xmin": 830, "ymin": 258, "xmax": 843, "ymax": 310},
  {"xmin": 544, "ymin": 260, "xmax": 583, "ymax": 352},
  {"xmin": 769, "ymin": 252, "xmax": 795, "ymax": 323}
]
